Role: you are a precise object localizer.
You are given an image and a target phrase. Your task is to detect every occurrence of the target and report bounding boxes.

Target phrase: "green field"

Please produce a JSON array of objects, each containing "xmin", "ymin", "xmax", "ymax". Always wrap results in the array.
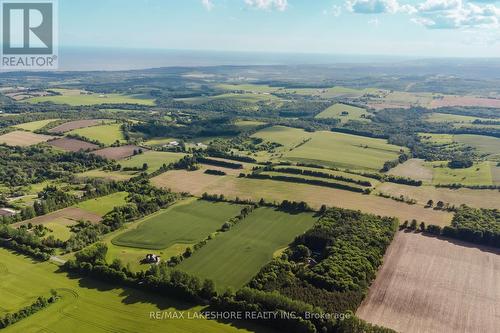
[
  {"xmin": 216, "ymin": 84, "xmax": 280, "ymax": 93},
  {"xmin": 178, "ymin": 92, "xmax": 281, "ymax": 107},
  {"xmin": 13, "ymin": 119, "xmax": 59, "ymax": 131},
  {"xmin": 143, "ymin": 137, "xmax": 178, "ymax": 146},
  {"xmin": 454, "ymin": 134, "xmax": 500, "ymax": 157},
  {"xmin": 68, "ymin": 123, "xmax": 125, "ymax": 145},
  {"xmin": 112, "ymin": 199, "xmax": 244, "ymax": 250},
  {"xmin": 43, "ymin": 219, "xmax": 74, "ymax": 241},
  {"xmin": 0, "ymin": 249, "xmax": 264, "ymax": 333},
  {"xmin": 25, "ymin": 88, "xmax": 155, "ymax": 106},
  {"xmin": 419, "ymin": 133, "xmax": 455, "ymax": 144},
  {"xmin": 315, "ymin": 103, "xmax": 370, "ymax": 122},
  {"xmin": 119, "ymin": 151, "xmax": 186, "ymax": 174},
  {"xmin": 252, "ymin": 126, "xmax": 403, "ymax": 170},
  {"xmin": 75, "ymin": 191, "xmax": 128, "ymax": 215},
  {"xmin": 77, "ymin": 169, "xmax": 133, "ymax": 181},
  {"xmin": 426, "ymin": 113, "xmax": 500, "ymax": 129},
  {"xmin": 428, "ymin": 161, "xmax": 493, "ymax": 185},
  {"xmin": 179, "ymin": 208, "xmax": 316, "ymax": 289}
]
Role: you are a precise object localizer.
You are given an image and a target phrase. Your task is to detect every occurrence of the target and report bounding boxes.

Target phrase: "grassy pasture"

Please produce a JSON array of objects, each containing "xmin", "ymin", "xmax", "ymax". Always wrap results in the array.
[
  {"xmin": 112, "ymin": 199, "xmax": 244, "ymax": 250},
  {"xmin": 0, "ymin": 130, "xmax": 55, "ymax": 146},
  {"xmin": 315, "ymin": 103, "xmax": 370, "ymax": 122},
  {"xmin": 216, "ymin": 84, "xmax": 279, "ymax": 93},
  {"xmin": 13, "ymin": 119, "xmax": 59, "ymax": 131},
  {"xmin": 75, "ymin": 191, "xmax": 128, "ymax": 215},
  {"xmin": 119, "ymin": 151, "xmax": 186, "ymax": 174},
  {"xmin": 143, "ymin": 137, "xmax": 178, "ymax": 147},
  {"xmin": 428, "ymin": 161, "xmax": 493, "ymax": 185},
  {"xmin": 68, "ymin": 123, "xmax": 125, "ymax": 145},
  {"xmin": 0, "ymin": 249, "xmax": 263, "ymax": 333},
  {"xmin": 43, "ymin": 218, "xmax": 74, "ymax": 241},
  {"xmin": 387, "ymin": 159, "xmax": 433, "ymax": 183},
  {"xmin": 25, "ymin": 88, "xmax": 155, "ymax": 106},
  {"xmin": 77, "ymin": 169, "xmax": 133, "ymax": 181},
  {"xmin": 252, "ymin": 126, "xmax": 403, "ymax": 170},
  {"xmin": 285, "ymin": 86, "xmax": 379, "ymax": 98},
  {"xmin": 179, "ymin": 208, "xmax": 317, "ymax": 289},
  {"xmin": 454, "ymin": 134, "xmax": 500, "ymax": 157},
  {"xmin": 418, "ymin": 133, "xmax": 455, "ymax": 145}
]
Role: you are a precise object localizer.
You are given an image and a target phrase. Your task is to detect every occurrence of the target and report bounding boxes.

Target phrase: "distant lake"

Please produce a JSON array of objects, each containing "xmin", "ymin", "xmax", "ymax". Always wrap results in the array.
[{"xmin": 58, "ymin": 47, "xmax": 415, "ymax": 71}]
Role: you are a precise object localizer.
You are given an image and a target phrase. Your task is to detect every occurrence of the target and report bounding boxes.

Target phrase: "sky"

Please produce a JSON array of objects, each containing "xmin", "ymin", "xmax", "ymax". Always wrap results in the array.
[{"xmin": 58, "ymin": 0, "xmax": 500, "ymax": 58}]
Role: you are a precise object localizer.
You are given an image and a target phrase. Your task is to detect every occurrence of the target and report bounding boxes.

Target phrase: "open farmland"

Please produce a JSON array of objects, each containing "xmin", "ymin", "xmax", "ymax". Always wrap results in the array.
[
  {"xmin": 357, "ymin": 232, "xmax": 500, "ymax": 333},
  {"xmin": 48, "ymin": 137, "xmax": 99, "ymax": 152},
  {"xmin": 315, "ymin": 103, "xmax": 370, "ymax": 122},
  {"xmin": 0, "ymin": 249, "xmax": 264, "ymax": 333},
  {"xmin": 92, "ymin": 144, "xmax": 146, "ymax": 160},
  {"xmin": 152, "ymin": 169, "xmax": 453, "ymax": 226},
  {"xmin": 13, "ymin": 119, "xmax": 59, "ymax": 131},
  {"xmin": 0, "ymin": 130, "xmax": 55, "ymax": 146},
  {"xmin": 430, "ymin": 95, "xmax": 500, "ymax": 108},
  {"xmin": 77, "ymin": 169, "xmax": 133, "ymax": 181},
  {"xmin": 252, "ymin": 126, "xmax": 403, "ymax": 170},
  {"xmin": 428, "ymin": 161, "xmax": 493, "ymax": 185},
  {"xmin": 12, "ymin": 207, "xmax": 102, "ymax": 228},
  {"xmin": 47, "ymin": 119, "xmax": 111, "ymax": 133},
  {"xmin": 74, "ymin": 191, "xmax": 128, "ymax": 215},
  {"xmin": 367, "ymin": 91, "xmax": 435, "ymax": 109},
  {"xmin": 179, "ymin": 207, "xmax": 317, "ymax": 289},
  {"xmin": 68, "ymin": 123, "xmax": 125, "ymax": 145},
  {"xmin": 119, "ymin": 151, "xmax": 186, "ymax": 174},
  {"xmin": 112, "ymin": 198, "xmax": 244, "ymax": 250},
  {"xmin": 387, "ymin": 158, "xmax": 433, "ymax": 183},
  {"xmin": 376, "ymin": 182, "xmax": 500, "ymax": 209},
  {"xmin": 24, "ymin": 88, "xmax": 155, "ymax": 106}
]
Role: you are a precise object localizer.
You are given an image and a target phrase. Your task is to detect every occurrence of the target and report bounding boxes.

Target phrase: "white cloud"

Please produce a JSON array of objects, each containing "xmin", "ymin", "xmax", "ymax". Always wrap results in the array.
[
  {"xmin": 324, "ymin": 4, "xmax": 342, "ymax": 16},
  {"xmin": 414, "ymin": 0, "xmax": 500, "ymax": 29},
  {"xmin": 201, "ymin": 0, "xmax": 214, "ymax": 11},
  {"xmin": 368, "ymin": 17, "xmax": 381, "ymax": 25},
  {"xmin": 244, "ymin": 0, "xmax": 288, "ymax": 11},
  {"xmin": 346, "ymin": 0, "xmax": 416, "ymax": 14}
]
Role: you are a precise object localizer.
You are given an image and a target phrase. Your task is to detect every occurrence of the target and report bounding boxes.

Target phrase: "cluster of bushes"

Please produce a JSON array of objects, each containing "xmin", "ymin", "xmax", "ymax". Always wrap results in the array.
[
  {"xmin": 377, "ymin": 193, "xmax": 417, "ymax": 205},
  {"xmin": 0, "ymin": 292, "xmax": 59, "ymax": 329},
  {"xmin": 197, "ymin": 157, "xmax": 243, "ymax": 169},
  {"xmin": 293, "ymin": 163, "xmax": 422, "ymax": 186},
  {"xmin": 0, "ymin": 225, "xmax": 54, "ymax": 260},
  {"xmin": 448, "ymin": 157, "xmax": 473, "ymax": 169},
  {"xmin": 204, "ymin": 169, "xmax": 226, "ymax": 176},
  {"xmin": 380, "ymin": 153, "xmax": 409, "ymax": 172},
  {"xmin": 259, "ymin": 166, "xmax": 372, "ymax": 187},
  {"xmin": 246, "ymin": 172, "xmax": 369, "ymax": 194},
  {"xmin": 447, "ymin": 206, "xmax": 500, "ymax": 247},
  {"xmin": 436, "ymin": 183, "xmax": 500, "ymax": 190},
  {"xmin": 206, "ymin": 149, "xmax": 257, "ymax": 163}
]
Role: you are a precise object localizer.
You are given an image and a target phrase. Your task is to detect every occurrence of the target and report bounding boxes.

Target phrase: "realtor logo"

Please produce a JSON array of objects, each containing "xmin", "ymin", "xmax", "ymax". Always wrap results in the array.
[{"xmin": 1, "ymin": 0, "xmax": 58, "ymax": 69}]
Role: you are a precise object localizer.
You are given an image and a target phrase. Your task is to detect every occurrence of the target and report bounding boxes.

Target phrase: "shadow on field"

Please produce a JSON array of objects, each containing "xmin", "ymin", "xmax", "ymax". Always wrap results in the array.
[
  {"xmin": 58, "ymin": 269, "xmax": 193, "ymax": 310},
  {"xmin": 409, "ymin": 230, "xmax": 500, "ymax": 255}
]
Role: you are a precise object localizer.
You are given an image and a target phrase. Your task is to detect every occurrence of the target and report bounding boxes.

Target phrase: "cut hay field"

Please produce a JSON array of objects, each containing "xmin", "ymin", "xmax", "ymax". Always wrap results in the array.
[
  {"xmin": 25, "ymin": 88, "xmax": 155, "ymax": 106},
  {"xmin": 0, "ymin": 249, "xmax": 264, "ymax": 333},
  {"xmin": 68, "ymin": 123, "xmax": 125, "ymax": 145},
  {"xmin": 13, "ymin": 207, "xmax": 102, "ymax": 228},
  {"xmin": 112, "ymin": 198, "xmax": 244, "ymax": 250},
  {"xmin": 387, "ymin": 158, "xmax": 433, "ymax": 183},
  {"xmin": 92, "ymin": 144, "xmax": 146, "ymax": 160},
  {"xmin": 74, "ymin": 191, "xmax": 128, "ymax": 215},
  {"xmin": 48, "ymin": 119, "xmax": 111, "ymax": 133},
  {"xmin": 315, "ymin": 103, "xmax": 370, "ymax": 122},
  {"xmin": 48, "ymin": 137, "xmax": 99, "ymax": 152},
  {"xmin": 179, "ymin": 208, "xmax": 317, "ymax": 289},
  {"xmin": 252, "ymin": 126, "xmax": 404, "ymax": 170},
  {"xmin": 0, "ymin": 130, "xmax": 55, "ymax": 146},
  {"xmin": 357, "ymin": 232, "xmax": 500, "ymax": 333},
  {"xmin": 13, "ymin": 118, "xmax": 59, "ymax": 131},
  {"xmin": 376, "ymin": 183, "xmax": 500, "ymax": 209},
  {"xmin": 367, "ymin": 91, "xmax": 434, "ymax": 109},
  {"xmin": 428, "ymin": 161, "xmax": 493, "ymax": 185},
  {"xmin": 119, "ymin": 151, "xmax": 186, "ymax": 174},
  {"xmin": 151, "ymin": 169, "xmax": 453, "ymax": 226},
  {"xmin": 430, "ymin": 95, "xmax": 500, "ymax": 108}
]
